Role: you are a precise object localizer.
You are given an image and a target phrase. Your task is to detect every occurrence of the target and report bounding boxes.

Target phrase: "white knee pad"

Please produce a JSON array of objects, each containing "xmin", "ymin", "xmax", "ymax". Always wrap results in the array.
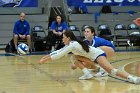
[
  {"xmin": 110, "ymin": 68, "xmax": 118, "ymax": 76},
  {"xmin": 70, "ymin": 55, "xmax": 76, "ymax": 64}
]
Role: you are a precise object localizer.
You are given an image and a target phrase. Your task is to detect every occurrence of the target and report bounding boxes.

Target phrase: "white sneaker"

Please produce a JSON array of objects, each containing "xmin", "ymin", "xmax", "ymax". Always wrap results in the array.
[
  {"xmin": 88, "ymin": 67, "xmax": 100, "ymax": 73},
  {"xmin": 94, "ymin": 68, "xmax": 108, "ymax": 77},
  {"xmin": 128, "ymin": 75, "xmax": 140, "ymax": 84},
  {"xmin": 94, "ymin": 71, "xmax": 108, "ymax": 77},
  {"xmin": 79, "ymin": 73, "xmax": 93, "ymax": 80},
  {"xmin": 134, "ymin": 77, "xmax": 140, "ymax": 84},
  {"xmin": 88, "ymin": 69, "xmax": 94, "ymax": 72}
]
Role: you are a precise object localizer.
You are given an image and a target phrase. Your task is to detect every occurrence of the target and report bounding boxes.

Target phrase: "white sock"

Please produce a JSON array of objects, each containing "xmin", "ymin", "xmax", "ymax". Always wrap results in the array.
[
  {"xmin": 127, "ymin": 75, "xmax": 137, "ymax": 83},
  {"xmin": 82, "ymin": 68, "xmax": 91, "ymax": 75},
  {"xmin": 99, "ymin": 67, "xmax": 106, "ymax": 72}
]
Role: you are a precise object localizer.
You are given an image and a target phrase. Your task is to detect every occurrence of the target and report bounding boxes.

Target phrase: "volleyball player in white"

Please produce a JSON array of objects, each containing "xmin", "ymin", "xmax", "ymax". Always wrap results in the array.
[
  {"xmin": 39, "ymin": 30, "xmax": 140, "ymax": 84},
  {"xmin": 71, "ymin": 26, "xmax": 115, "ymax": 77}
]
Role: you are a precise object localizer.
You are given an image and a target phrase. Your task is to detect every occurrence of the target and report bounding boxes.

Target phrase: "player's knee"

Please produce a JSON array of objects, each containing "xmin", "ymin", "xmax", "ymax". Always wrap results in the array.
[
  {"xmin": 26, "ymin": 35, "xmax": 31, "ymax": 39},
  {"xmin": 110, "ymin": 68, "xmax": 118, "ymax": 76}
]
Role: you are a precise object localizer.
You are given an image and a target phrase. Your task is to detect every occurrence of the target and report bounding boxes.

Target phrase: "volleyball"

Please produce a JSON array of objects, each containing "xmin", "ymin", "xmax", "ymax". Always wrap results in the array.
[
  {"xmin": 17, "ymin": 43, "xmax": 29, "ymax": 55},
  {"xmin": 133, "ymin": 18, "xmax": 140, "ymax": 26}
]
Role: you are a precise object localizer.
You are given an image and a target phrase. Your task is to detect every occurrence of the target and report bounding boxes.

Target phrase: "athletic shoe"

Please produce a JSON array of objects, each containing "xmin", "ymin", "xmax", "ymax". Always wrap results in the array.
[
  {"xmin": 127, "ymin": 75, "xmax": 140, "ymax": 84},
  {"xmin": 133, "ymin": 77, "xmax": 140, "ymax": 84},
  {"xmin": 94, "ymin": 68, "xmax": 108, "ymax": 77},
  {"xmin": 88, "ymin": 67, "xmax": 100, "ymax": 73},
  {"xmin": 79, "ymin": 73, "xmax": 93, "ymax": 80},
  {"xmin": 88, "ymin": 69, "xmax": 94, "ymax": 72}
]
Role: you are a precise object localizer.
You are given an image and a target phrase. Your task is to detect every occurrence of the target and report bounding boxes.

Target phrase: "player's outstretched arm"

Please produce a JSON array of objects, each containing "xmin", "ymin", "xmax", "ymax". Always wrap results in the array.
[{"xmin": 39, "ymin": 55, "xmax": 52, "ymax": 64}]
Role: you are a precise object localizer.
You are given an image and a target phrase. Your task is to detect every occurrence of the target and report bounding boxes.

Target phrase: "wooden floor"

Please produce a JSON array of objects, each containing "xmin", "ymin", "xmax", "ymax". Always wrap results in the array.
[{"xmin": 0, "ymin": 52, "xmax": 140, "ymax": 93}]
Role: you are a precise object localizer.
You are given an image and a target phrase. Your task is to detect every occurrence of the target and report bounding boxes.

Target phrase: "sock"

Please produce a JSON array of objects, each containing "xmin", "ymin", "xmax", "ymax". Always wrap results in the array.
[
  {"xmin": 127, "ymin": 75, "xmax": 137, "ymax": 83},
  {"xmin": 82, "ymin": 68, "xmax": 91, "ymax": 75},
  {"xmin": 99, "ymin": 67, "xmax": 106, "ymax": 72}
]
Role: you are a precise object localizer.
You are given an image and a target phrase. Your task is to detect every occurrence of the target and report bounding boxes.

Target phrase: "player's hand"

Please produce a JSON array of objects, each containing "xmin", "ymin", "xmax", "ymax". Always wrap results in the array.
[
  {"xmin": 19, "ymin": 35, "xmax": 25, "ymax": 39},
  {"xmin": 22, "ymin": 35, "xmax": 26, "ymax": 39},
  {"xmin": 71, "ymin": 64, "xmax": 77, "ymax": 70},
  {"xmin": 53, "ymin": 31, "xmax": 58, "ymax": 35},
  {"xmin": 38, "ymin": 55, "xmax": 51, "ymax": 64},
  {"xmin": 58, "ymin": 32, "xmax": 62, "ymax": 36},
  {"xmin": 38, "ymin": 59, "xmax": 46, "ymax": 64}
]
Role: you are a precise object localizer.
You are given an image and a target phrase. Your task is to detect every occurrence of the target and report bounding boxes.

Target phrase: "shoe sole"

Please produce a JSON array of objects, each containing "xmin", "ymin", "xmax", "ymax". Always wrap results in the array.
[
  {"xmin": 94, "ymin": 72, "xmax": 108, "ymax": 77},
  {"xmin": 79, "ymin": 75, "xmax": 93, "ymax": 80}
]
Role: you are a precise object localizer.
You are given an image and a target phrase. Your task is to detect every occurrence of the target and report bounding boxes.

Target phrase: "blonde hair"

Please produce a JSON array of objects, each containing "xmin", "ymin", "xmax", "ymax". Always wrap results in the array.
[{"xmin": 20, "ymin": 12, "xmax": 26, "ymax": 16}]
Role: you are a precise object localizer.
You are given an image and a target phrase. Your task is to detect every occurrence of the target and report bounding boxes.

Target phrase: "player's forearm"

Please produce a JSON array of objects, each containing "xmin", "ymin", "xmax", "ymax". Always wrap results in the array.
[
  {"xmin": 53, "ymin": 30, "xmax": 58, "ymax": 34},
  {"xmin": 39, "ymin": 55, "xmax": 52, "ymax": 64}
]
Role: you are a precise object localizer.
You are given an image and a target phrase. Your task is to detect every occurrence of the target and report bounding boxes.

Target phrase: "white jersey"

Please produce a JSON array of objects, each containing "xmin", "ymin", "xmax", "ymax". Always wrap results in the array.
[{"xmin": 50, "ymin": 41, "xmax": 105, "ymax": 61}]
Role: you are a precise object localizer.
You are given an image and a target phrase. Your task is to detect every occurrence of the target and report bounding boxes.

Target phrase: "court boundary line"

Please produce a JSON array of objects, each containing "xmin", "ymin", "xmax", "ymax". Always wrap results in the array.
[
  {"xmin": 2, "ymin": 53, "xmax": 140, "ymax": 84},
  {"xmin": 122, "ymin": 60, "xmax": 140, "ymax": 76},
  {"xmin": 109, "ymin": 57, "xmax": 140, "ymax": 84},
  {"xmin": 6, "ymin": 53, "xmax": 67, "ymax": 86}
]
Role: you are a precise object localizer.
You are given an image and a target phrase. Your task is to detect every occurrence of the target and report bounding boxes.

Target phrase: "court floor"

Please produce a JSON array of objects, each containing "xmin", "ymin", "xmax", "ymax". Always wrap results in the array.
[{"xmin": 0, "ymin": 52, "xmax": 140, "ymax": 93}]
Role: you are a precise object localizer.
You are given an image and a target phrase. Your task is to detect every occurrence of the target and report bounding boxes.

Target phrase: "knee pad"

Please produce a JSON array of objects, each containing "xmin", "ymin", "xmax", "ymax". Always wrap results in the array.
[
  {"xmin": 70, "ymin": 55, "xmax": 76, "ymax": 64},
  {"xmin": 110, "ymin": 68, "xmax": 118, "ymax": 76}
]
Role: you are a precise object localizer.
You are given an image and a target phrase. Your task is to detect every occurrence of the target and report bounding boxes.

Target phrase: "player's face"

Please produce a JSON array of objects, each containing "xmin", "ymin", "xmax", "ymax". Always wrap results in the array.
[
  {"xmin": 63, "ymin": 34, "xmax": 70, "ymax": 45},
  {"xmin": 84, "ymin": 28, "xmax": 94, "ymax": 39}
]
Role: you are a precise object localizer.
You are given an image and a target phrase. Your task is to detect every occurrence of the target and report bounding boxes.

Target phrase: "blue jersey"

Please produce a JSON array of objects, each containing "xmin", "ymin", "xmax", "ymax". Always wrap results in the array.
[
  {"xmin": 50, "ymin": 21, "xmax": 68, "ymax": 32},
  {"xmin": 84, "ymin": 36, "xmax": 115, "ymax": 50},
  {"xmin": 13, "ymin": 20, "xmax": 30, "ymax": 36}
]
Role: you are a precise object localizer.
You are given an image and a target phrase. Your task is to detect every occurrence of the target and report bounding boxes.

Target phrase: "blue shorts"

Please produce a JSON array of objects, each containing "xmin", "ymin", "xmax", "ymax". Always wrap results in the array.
[{"xmin": 95, "ymin": 53, "xmax": 106, "ymax": 63}]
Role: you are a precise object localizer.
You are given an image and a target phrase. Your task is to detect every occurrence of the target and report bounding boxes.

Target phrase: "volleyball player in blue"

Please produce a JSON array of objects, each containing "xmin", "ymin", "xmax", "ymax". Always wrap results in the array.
[
  {"xmin": 39, "ymin": 30, "xmax": 140, "ymax": 84},
  {"xmin": 84, "ymin": 26, "xmax": 115, "ymax": 58},
  {"xmin": 71, "ymin": 26, "xmax": 115, "ymax": 77}
]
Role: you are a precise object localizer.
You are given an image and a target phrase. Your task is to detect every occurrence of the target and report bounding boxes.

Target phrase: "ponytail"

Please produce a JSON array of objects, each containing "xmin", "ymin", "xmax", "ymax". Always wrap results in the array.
[{"xmin": 64, "ymin": 30, "xmax": 89, "ymax": 52}]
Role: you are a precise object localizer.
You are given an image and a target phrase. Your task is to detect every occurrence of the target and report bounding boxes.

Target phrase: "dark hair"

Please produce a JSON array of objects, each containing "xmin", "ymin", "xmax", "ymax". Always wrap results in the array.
[
  {"xmin": 85, "ymin": 26, "xmax": 96, "ymax": 36},
  {"xmin": 63, "ymin": 30, "xmax": 89, "ymax": 52}
]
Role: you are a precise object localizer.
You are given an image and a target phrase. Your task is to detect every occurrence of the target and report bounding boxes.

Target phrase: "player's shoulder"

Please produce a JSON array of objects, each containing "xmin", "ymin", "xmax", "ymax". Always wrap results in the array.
[
  {"xmin": 95, "ymin": 36, "xmax": 101, "ymax": 39},
  {"xmin": 62, "ymin": 21, "xmax": 67, "ymax": 24},
  {"xmin": 95, "ymin": 36, "xmax": 105, "ymax": 40},
  {"xmin": 83, "ymin": 38, "xmax": 88, "ymax": 41},
  {"xmin": 51, "ymin": 21, "xmax": 56, "ymax": 25},
  {"xmin": 24, "ymin": 20, "xmax": 29, "ymax": 23},
  {"xmin": 15, "ymin": 20, "xmax": 20, "ymax": 23},
  {"xmin": 70, "ymin": 41, "xmax": 77, "ymax": 44},
  {"xmin": 69, "ymin": 41, "xmax": 79, "ymax": 46}
]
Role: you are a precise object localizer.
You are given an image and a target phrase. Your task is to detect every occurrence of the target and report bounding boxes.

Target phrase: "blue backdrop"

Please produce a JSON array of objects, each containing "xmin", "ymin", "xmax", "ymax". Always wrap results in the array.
[
  {"xmin": 67, "ymin": 0, "xmax": 140, "ymax": 6},
  {"xmin": 0, "ymin": 0, "xmax": 38, "ymax": 7},
  {"xmin": 17, "ymin": 0, "xmax": 38, "ymax": 7}
]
